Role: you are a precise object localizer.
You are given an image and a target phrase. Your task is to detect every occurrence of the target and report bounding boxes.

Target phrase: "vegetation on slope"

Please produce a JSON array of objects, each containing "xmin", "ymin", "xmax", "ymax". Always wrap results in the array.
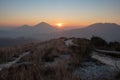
[{"xmin": 0, "ymin": 37, "xmax": 120, "ymax": 80}]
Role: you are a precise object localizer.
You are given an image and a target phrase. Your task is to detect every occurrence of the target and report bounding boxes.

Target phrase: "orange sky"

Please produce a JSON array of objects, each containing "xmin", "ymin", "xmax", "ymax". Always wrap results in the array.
[{"xmin": 0, "ymin": 0, "xmax": 120, "ymax": 27}]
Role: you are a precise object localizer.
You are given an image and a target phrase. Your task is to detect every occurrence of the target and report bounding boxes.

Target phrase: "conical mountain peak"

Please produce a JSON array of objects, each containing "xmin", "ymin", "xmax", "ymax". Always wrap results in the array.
[{"xmin": 34, "ymin": 22, "xmax": 53, "ymax": 27}]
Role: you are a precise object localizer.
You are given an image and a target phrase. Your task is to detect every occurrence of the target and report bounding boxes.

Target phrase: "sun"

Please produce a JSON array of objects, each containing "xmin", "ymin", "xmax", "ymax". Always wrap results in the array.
[{"xmin": 56, "ymin": 23, "xmax": 63, "ymax": 28}]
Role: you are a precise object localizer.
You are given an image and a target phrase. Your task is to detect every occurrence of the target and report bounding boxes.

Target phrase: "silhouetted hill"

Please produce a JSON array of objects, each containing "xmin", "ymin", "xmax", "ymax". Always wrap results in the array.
[
  {"xmin": 33, "ymin": 22, "xmax": 58, "ymax": 33},
  {"xmin": 0, "ymin": 22, "xmax": 120, "ymax": 42},
  {"xmin": 0, "ymin": 22, "xmax": 59, "ymax": 38},
  {"xmin": 63, "ymin": 23, "xmax": 120, "ymax": 42}
]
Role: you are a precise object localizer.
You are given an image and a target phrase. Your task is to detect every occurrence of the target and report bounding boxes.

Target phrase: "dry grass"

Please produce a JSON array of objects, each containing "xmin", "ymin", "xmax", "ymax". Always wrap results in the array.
[
  {"xmin": 0, "ymin": 38, "xmax": 118, "ymax": 80},
  {"xmin": 0, "ymin": 39, "xmax": 81, "ymax": 80}
]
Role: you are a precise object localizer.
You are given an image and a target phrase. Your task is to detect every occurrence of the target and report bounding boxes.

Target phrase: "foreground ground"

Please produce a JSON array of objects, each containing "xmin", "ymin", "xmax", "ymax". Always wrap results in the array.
[{"xmin": 0, "ymin": 37, "xmax": 120, "ymax": 80}]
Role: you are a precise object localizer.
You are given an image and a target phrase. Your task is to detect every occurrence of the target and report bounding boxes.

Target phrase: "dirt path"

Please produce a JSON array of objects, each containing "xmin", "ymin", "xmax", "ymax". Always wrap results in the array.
[
  {"xmin": 92, "ymin": 51, "xmax": 120, "ymax": 69},
  {"xmin": 0, "ymin": 52, "xmax": 30, "ymax": 71}
]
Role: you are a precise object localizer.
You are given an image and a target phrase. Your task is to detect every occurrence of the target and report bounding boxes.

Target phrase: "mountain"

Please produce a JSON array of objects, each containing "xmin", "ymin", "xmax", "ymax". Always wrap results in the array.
[
  {"xmin": 0, "ymin": 22, "xmax": 59, "ymax": 38},
  {"xmin": 0, "ymin": 22, "xmax": 120, "ymax": 42},
  {"xmin": 15, "ymin": 22, "xmax": 58, "ymax": 34},
  {"xmin": 63, "ymin": 23, "xmax": 120, "ymax": 42},
  {"xmin": 33, "ymin": 22, "xmax": 58, "ymax": 33}
]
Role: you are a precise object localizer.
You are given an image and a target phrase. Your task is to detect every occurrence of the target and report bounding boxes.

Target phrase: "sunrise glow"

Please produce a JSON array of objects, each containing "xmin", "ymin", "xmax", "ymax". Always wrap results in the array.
[
  {"xmin": 0, "ymin": 0, "xmax": 120, "ymax": 27},
  {"xmin": 56, "ymin": 23, "xmax": 63, "ymax": 28}
]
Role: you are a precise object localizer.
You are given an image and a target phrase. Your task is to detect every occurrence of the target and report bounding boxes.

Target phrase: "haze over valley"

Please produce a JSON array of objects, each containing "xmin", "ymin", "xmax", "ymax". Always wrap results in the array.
[{"xmin": 0, "ymin": 22, "xmax": 120, "ymax": 47}]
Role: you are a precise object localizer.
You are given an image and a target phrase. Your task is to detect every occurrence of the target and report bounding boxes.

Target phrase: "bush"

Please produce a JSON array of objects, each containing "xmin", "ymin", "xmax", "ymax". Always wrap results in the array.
[{"xmin": 91, "ymin": 36, "xmax": 107, "ymax": 47}]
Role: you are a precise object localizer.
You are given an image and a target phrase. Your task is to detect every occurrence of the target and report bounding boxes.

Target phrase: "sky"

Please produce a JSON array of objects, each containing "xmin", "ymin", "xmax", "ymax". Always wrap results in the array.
[{"xmin": 0, "ymin": 0, "xmax": 120, "ymax": 27}]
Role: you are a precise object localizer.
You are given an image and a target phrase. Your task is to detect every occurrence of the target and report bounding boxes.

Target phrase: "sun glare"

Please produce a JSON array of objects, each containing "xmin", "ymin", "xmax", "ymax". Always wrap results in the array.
[{"xmin": 56, "ymin": 23, "xmax": 63, "ymax": 28}]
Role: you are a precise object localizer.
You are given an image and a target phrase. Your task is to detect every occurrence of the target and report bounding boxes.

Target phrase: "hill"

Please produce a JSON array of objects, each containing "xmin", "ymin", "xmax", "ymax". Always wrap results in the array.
[
  {"xmin": 0, "ymin": 22, "xmax": 59, "ymax": 38},
  {"xmin": 0, "ymin": 38, "xmax": 120, "ymax": 80},
  {"xmin": 63, "ymin": 23, "xmax": 120, "ymax": 42},
  {"xmin": 0, "ymin": 22, "xmax": 120, "ymax": 46}
]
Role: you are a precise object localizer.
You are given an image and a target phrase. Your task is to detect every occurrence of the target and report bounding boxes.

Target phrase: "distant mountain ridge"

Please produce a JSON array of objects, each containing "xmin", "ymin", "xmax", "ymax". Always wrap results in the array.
[
  {"xmin": 62, "ymin": 23, "xmax": 120, "ymax": 41},
  {"xmin": 0, "ymin": 22, "xmax": 59, "ymax": 38},
  {"xmin": 33, "ymin": 22, "xmax": 58, "ymax": 33},
  {"xmin": 0, "ymin": 22, "xmax": 120, "ymax": 42}
]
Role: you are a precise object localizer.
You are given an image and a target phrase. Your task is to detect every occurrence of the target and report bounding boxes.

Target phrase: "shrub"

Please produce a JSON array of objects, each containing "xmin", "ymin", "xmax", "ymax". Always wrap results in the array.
[{"xmin": 91, "ymin": 36, "xmax": 107, "ymax": 47}]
